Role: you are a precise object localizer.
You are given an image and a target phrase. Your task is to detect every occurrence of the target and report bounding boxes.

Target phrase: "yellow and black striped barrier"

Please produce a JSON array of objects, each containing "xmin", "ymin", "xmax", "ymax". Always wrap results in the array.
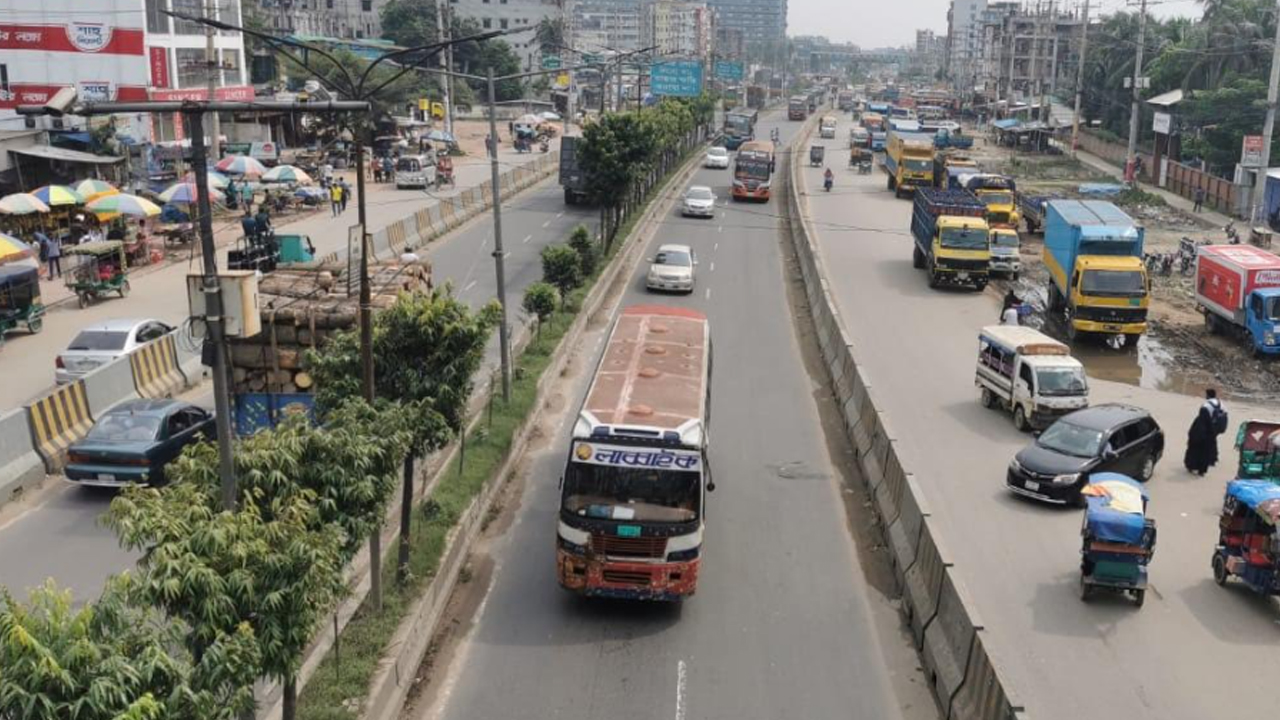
[
  {"xmin": 130, "ymin": 334, "xmax": 185, "ymax": 399},
  {"xmin": 26, "ymin": 381, "xmax": 94, "ymax": 472}
]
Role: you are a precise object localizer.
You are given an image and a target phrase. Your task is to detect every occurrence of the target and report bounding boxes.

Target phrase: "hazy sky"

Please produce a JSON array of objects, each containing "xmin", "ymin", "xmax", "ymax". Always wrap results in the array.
[{"xmin": 790, "ymin": 0, "xmax": 1207, "ymax": 48}]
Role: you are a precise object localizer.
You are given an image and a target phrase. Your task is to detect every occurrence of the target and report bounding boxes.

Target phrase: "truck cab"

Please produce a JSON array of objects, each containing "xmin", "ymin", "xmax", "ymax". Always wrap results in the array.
[
  {"xmin": 885, "ymin": 131, "xmax": 935, "ymax": 197},
  {"xmin": 989, "ymin": 227, "xmax": 1021, "ymax": 278},
  {"xmin": 974, "ymin": 188, "xmax": 1020, "ymax": 228},
  {"xmin": 1067, "ymin": 255, "xmax": 1150, "ymax": 339},
  {"xmin": 819, "ymin": 116, "xmax": 838, "ymax": 139},
  {"xmin": 911, "ymin": 188, "xmax": 991, "ymax": 290},
  {"xmin": 1242, "ymin": 288, "xmax": 1280, "ymax": 353}
]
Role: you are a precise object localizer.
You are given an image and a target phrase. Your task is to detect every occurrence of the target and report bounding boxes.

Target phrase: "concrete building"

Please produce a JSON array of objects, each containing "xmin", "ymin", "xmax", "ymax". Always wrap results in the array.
[
  {"xmin": 643, "ymin": 1, "xmax": 714, "ymax": 60},
  {"xmin": 572, "ymin": 0, "xmax": 644, "ymax": 52},
  {"xmin": 255, "ymin": 0, "xmax": 386, "ymax": 39},
  {"xmin": 715, "ymin": 24, "xmax": 745, "ymax": 59},
  {"xmin": 946, "ymin": 0, "xmax": 986, "ymax": 92},
  {"xmin": 977, "ymin": 0, "xmax": 1082, "ymax": 112},
  {"xmin": 450, "ymin": 0, "xmax": 562, "ymax": 71},
  {"xmin": 705, "ymin": 0, "xmax": 786, "ymax": 59}
]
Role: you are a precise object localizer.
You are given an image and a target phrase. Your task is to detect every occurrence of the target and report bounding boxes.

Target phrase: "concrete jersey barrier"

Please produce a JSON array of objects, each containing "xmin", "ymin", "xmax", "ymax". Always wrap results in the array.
[
  {"xmin": 130, "ymin": 333, "xmax": 186, "ymax": 399},
  {"xmin": 82, "ymin": 356, "xmax": 142, "ymax": 416},
  {"xmin": 0, "ymin": 409, "xmax": 45, "ymax": 502},
  {"xmin": 26, "ymin": 380, "xmax": 94, "ymax": 473}
]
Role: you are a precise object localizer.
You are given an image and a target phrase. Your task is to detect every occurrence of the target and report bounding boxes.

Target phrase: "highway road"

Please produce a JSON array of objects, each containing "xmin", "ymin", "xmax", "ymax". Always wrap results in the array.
[
  {"xmin": 418, "ymin": 110, "xmax": 933, "ymax": 720},
  {"xmin": 797, "ymin": 115, "xmax": 1280, "ymax": 720},
  {"xmin": 0, "ymin": 169, "xmax": 596, "ymax": 604}
]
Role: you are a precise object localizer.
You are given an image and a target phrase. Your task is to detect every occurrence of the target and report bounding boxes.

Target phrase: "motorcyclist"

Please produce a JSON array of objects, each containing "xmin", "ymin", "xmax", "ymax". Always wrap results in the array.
[
  {"xmin": 823, "ymin": 168, "xmax": 834, "ymax": 191},
  {"xmin": 771, "ymin": 128, "xmax": 780, "ymax": 143}
]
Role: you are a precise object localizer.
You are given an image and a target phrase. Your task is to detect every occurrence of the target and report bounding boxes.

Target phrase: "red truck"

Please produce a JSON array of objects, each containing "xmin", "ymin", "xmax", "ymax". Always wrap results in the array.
[{"xmin": 1196, "ymin": 244, "xmax": 1280, "ymax": 355}]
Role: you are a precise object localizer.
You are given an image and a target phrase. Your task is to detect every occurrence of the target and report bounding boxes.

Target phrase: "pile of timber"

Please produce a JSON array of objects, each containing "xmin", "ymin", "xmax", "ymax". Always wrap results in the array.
[{"xmin": 228, "ymin": 261, "xmax": 431, "ymax": 394}]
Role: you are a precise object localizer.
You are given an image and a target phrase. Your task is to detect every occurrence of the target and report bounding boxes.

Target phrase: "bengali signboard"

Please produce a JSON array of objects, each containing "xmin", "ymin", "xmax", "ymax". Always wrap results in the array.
[
  {"xmin": 713, "ymin": 60, "xmax": 744, "ymax": 81},
  {"xmin": 650, "ymin": 60, "xmax": 703, "ymax": 98},
  {"xmin": 1242, "ymin": 135, "xmax": 1265, "ymax": 168}
]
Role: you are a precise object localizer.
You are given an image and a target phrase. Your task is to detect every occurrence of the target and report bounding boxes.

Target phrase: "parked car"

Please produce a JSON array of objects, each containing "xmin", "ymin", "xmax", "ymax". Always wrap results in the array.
[
  {"xmin": 646, "ymin": 244, "xmax": 697, "ymax": 293},
  {"xmin": 1006, "ymin": 403, "xmax": 1164, "ymax": 505},
  {"xmin": 682, "ymin": 185, "xmax": 717, "ymax": 218},
  {"xmin": 704, "ymin": 146, "xmax": 730, "ymax": 169},
  {"xmin": 56, "ymin": 318, "xmax": 173, "ymax": 384},
  {"xmin": 64, "ymin": 399, "xmax": 215, "ymax": 487}
]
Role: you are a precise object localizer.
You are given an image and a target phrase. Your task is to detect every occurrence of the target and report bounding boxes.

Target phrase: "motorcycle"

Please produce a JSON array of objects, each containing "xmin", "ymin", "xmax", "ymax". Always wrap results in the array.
[
  {"xmin": 823, "ymin": 175, "xmax": 833, "ymax": 192},
  {"xmin": 1225, "ymin": 220, "xmax": 1241, "ymax": 244}
]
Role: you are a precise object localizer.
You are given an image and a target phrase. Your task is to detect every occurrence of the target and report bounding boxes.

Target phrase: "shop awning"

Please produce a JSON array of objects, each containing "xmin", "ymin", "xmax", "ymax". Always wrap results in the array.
[
  {"xmin": 1147, "ymin": 89, "xmax": 1184, "ymax": 108},
  {"xmin": 992, "ymin": 118, "xmax": 1021, "ymax": 130},
  {"xmin": 9, "ymin": 145, "xmax": 123, "ymax": 165}
]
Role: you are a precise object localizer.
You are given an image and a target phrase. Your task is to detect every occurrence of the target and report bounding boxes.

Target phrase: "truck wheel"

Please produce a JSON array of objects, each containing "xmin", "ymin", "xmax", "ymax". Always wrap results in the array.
[
  {"xmin": 1204, "ymin": 313, "xmax": 1217, "ymax": 334},
  {"xmin": 1212, "ymin": 552, "xmax": 1228, "ymax": 586},
  {"xmin": 564, "ymin": 188, "xmax": 576, "ymax": 205},
  {"xmin": 1133, "ymin": 589, "xmax": 1146, "ymax": 608},
  {"xmin": 1124, "ymin": 333, "xmax": 1142, "ymax": 348},
  {"xmin": 887, "ymin": 174, "xmax": 895, "ymax": 191},
  {"xmin": 912, "ymin": 245, "xmax": 925, "ymax": 269},
  {"xmin": 980, "ymin": 387, "xmax": 996, "ymax": 409},
  {"xmin": 1066, "ymin": 321, "xmax": 1079, "ymax": 342},
  {"xmin": 1013, "ymin": 405, "xmax": 1030, "ymax": 432},
  {"xmin": 927, "ymin": 267, "xmax": 940, "ymax": 289},
  {"xmin": 974, "ymin": 280, "xmax": 987, "ymax": 292}
]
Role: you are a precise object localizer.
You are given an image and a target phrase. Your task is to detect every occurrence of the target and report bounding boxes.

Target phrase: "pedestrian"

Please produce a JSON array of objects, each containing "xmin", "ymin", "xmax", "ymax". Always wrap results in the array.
[
  {"xmin": 41, "ymin": 229, "xmax": 62, "ymax": 280},
  {"xmin": 239, "ymin": 181, "xmax": 253, "ymax": 209},
  {"xmin": 240, "ymin": 207, "xmax": 257, "ymax": 239},
  {"xmin": 1193, "ymin": 186, "xmax": 1206, "ymax": 213},
  {"xmin": 339, "ymin": 180, "xmax": 350, "ymax": 212},
  {"xmin": 1184, "ymin": 388, "xmax": 1228, "ymax": 476},
  {"xmin": 330, "ymin": 183, "xmax": 342, "ymax": 216},
  {"xmin": 1001, "ymin": 303, "xmax": 1020, "ymax": 326},
  {"xmin": 225, "ymin": 178, "xmax": 238, "ymax": 209}
]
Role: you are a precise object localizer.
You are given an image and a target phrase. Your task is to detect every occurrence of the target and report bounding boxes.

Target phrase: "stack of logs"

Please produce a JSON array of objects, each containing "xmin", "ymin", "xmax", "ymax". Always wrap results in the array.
[{"xmin": 228, "ymin": 260, "xmax": 431, "ymax": 395}]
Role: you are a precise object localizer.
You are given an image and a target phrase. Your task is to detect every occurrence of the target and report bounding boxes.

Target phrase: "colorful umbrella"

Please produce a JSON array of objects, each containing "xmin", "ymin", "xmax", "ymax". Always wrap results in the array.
[
  {"xmin": 215, "ymin": 155, "xmax": 267, "ymax": 177},
  {"xmin": 181, "ymin": 170, "xmax": 230, "ymax": 189},
  {"xmin": 74, "ymin": 179, "xmax": 119, "ymax": 202},
  {"xmin": 0, "ymin": 233, "xmax": 36, "ymax": 266},
  {"xmin": 262, "ymin": 165, "xmax": 313, "ymax": 184},
  {"xmin": 0, "ymin": 193, "xmax": 51, "ymax": 215},
  {"xmin": 159, "ymin": 182, "xmax": 220, "ymax": 205},
  {"xmin": 30, "ymin": 185, "xmax": 84, "ymax": 207},
  {"xmin": 86, "ymin": 193, "xmax": 161, "ymax": 218}
]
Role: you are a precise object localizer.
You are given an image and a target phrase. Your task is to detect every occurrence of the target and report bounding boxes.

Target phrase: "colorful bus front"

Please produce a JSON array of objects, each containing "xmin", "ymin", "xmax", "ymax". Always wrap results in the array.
[{"xmin": 556, "ymin": 306, "xmax": 712, "ymax": 601}]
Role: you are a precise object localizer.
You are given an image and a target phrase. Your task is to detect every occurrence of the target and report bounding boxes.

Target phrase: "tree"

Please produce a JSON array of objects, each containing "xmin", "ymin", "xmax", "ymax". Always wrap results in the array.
[
  {"xmin": 568, "ymin": 224, "xmax": 598, "ymax": 276},
  {"xmin": 0, "ymin": 578, "xmax": 259, "ymax": 720},
  {"xmin": 379, "ymin": 0, "xmax": 438, "ymax": 48},
  {"xmin": 307, "ymin": 289, "xmax": 501, "ymax": 583},
  {"xmin": 541, "ymin": 245, "xmax": 583, "ymax": 303},
  {"xmin": 522, "ymin": 282, "xmax": 558, "ymax": 342},
  {"xmin": 535, "ymin": 17, "xmax": 566, "ymax": 58},
  {"xmin": 449, "ymin": 18, "xmax": 524, "ymax": 101}
]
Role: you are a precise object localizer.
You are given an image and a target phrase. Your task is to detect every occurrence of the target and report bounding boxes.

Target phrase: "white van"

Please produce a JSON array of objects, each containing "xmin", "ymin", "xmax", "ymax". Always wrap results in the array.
[
  {"xmin": 976, "ymin": 326, "xmax": 1088, "ymax": 431},
  {"xmin": 394, "ymin": 153, "xmax": 438, "ymax": 189}
]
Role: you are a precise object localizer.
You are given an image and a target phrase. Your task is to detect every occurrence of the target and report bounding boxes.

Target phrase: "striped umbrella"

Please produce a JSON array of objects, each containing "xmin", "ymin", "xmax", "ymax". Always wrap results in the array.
[
  {"xmin": 74, "ymin": 179, "xmax": 119, "ymax": 202},
  {"xmin": 181, "ymin": 170, "xmax": 230, "ymax": 189},
  {"xmin": 215, "ymin": 154, "xmax": 267, "ymax": 177},
  {"xmin": 86, "ymin": 192, "xmax": 161, "ymax": 218},
  {"xmin": 31, "ymin": 184, "xmax": 85, "ymax": 207},
  {"xmin": 0, "ymin": 193, "xmax": 51, "ymax": 215},
  {"xmin": 262, "ymin": 164, "xmax": 313, "ymax": 185},
  {"xmin": 0, "ymin": 233, "xmax": 36, "ymax": 266},
  {"xmin": 159, "ymin": 182, "xmax": 221, "ymax": 205}
]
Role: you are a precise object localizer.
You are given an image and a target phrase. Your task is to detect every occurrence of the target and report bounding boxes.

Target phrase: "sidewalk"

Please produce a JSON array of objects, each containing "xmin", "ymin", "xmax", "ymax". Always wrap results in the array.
[{"xmin": 1072, "ymin": 147, "xmax": 1232, "ymax": 229}]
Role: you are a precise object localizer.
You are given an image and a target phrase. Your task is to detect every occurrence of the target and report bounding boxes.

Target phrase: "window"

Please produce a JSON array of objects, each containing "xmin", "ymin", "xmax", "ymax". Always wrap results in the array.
[
  {"xmin": 170, "ymin": 0, "xmax": 206, "ymax": 35},
  {"xmin": 220, "ymin": 49, "xmax": 242, "ymax": 86},
  {"xmin": 0, "ymin": 64, "xmax": 9, "ymax": 99},
  {"xmin": 483, "ymin": 18, "xmax": 492, "ymax": 27},
  {"xmin": 146, "ymin": 0, "xmax": 169, "ymax": 33},
  {"xmin": 327, "ymin": 0, "xmax": 334, "ymax": 7},
  {"xmin": 1018, "ymin": 363, "xmax": 1034, "ymax": 391},
  {"xmin": 175, "ymin": 47, "xmax": 209, "ymax": 88},
  {"xmin": 362, "ymin": 0, "xmax": 372, "ymax": 9},
  {"xmin": 500, "ymin": 18, "xmax": 508, "ymax": 28}
]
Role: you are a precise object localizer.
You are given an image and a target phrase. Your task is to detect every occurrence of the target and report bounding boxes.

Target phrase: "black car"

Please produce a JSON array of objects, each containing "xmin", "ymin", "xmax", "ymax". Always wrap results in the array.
[
  {"xmin": 65, "ymin": 399, "xmax": 215, "ymax": 487},
  {"xmin": 1006, "ymin": 403, "xmax": 1164, "ymax": 505}
]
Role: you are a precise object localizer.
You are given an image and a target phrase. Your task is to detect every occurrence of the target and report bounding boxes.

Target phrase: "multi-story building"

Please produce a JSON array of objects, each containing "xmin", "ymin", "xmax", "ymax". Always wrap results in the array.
[
  {"xmin": 946, "ymin": 0, "xmax": 986, "ymax": 92},
  {"xmin": 715, "ymin": 24, "xmax": 745, "ymax": 59},
  {"xmin": 705, "ymin": 0, "xmax": 785, "ymax": 60},
  {"xmin": 792, "ymin": 35, "xmax": 859, "ymax": 75},
  {"xmin": 450, "ymin": 0, "xmax": 562, "ymax": 71},
  {"xmin": 977, "ymin": 0, "xmax": 1082, "ymax": 112},
  {"xmin": 572, "ymin": 0, "xmax": 643, "ymax": 52},
  {"xmin": 255, "ymin": 0, "xmax": 386, "ymax": 39},
  {"xmin": 643, "ymin": 1, "xmax": 714, "ymax": 60}
]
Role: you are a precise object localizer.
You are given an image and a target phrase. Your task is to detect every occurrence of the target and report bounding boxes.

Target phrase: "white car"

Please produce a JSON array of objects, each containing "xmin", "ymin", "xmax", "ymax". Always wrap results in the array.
[
  {"xmin": 682, "ymin": 185, "xmax": 717, "ymax": 218},
  {"xmin": 704, "ymin": 146, "xmax": 730, "ymax": 169},
  {"xmin": 56, "ymin": 318, "xmax": 174, "ymax": 384},
  {"xmin": 646, "ymin": 244, "xmax": 697, "ymax": 294}
]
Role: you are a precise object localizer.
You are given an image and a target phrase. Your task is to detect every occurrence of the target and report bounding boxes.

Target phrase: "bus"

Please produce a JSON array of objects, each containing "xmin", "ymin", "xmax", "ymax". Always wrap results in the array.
[
  {"xmin": 723, "ymin": 107, "xmax": 759, "ymax": 150},
  {"xmin": 556, "ymin": 305, "xmax": 713, "ymax": 601},
  {"xmin": 788, "ymin": 95, "xmax": 808, "ymax": 120},
  {"xmin": 732, "ymin": 140, "xmax": 774, "ymax": 201}
]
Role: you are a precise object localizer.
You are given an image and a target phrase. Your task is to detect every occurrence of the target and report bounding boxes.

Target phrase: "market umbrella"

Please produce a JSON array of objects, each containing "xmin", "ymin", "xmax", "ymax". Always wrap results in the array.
[
  {"xmin": 0, "ymin": 233, "xmax": 36, "ymax": 266},
  {"xmin": 262, "ymin": 165, "xmax": 313, "ymax": 184},
  {"xmin": 427, "ymin": 130, "xmax": 455, "ymax": 143},
  {"xmin": 86, "ymin": 193, "xmax": 161, "ymax": 218},
  {"xmin": 181, "ymin": 170, "xmax": 230, "ymax": 189},
  {"xmin": 30, "ymin": 185, "xmax": 84, "ymax": 207},
  {"xmin": 215, "ymin": 154, "xmax": 267, "ymax": 177},
  {"xmin": 0, "ymin": 193, "xmax": 51, "ymax": 215},
  {"xmin": 158, "ymin": 182, "xmax": 221, "ymax": 205},
  {"xmin": 74, "ymin": 179, "xmax": 119, "ymax": 202}
]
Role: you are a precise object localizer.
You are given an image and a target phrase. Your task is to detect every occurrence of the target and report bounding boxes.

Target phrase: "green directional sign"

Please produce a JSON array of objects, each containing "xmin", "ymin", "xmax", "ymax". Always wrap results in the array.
[
  {"xmin": 714, "ymin": 60, "xmax": 744, "ymax": 81},
  {"xmin": 582, "ymin": 53, "xmax": 602, "ymax": 65},
  {"xmin": 541, "ymin": 55, "xmax": 561, "ymax": 70}
]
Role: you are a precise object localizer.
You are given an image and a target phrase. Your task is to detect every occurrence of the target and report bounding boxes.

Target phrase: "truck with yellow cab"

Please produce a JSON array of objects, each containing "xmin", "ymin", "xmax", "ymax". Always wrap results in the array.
[
  {"xmin": 1044, "ymin": 200, "xmax": 1150, "ymax": 343},
  {"xmin": 960, "ymin": 173, "xmax": 1020, "ymax": 228},
  {"xmin": 911, "ymin": 188, "xmax": 991, "ymax": 290},
  {"xmin": 884, "ymin": 130, "xmax": 936, "ymax": 198},
  {"xmin": 934, "ymin": 153, "xmax": 979, "ymax": 189}
]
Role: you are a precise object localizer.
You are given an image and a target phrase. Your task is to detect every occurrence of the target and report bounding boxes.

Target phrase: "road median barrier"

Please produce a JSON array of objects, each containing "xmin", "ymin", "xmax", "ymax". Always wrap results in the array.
[
  {"xmin": 26, "ymin": 380, "xmax": 94, "ymax": 473},
  {"xmin": 923, "ymin": 569, "xmax": 983, "ymax": 710},
  {"xmin": 129, "ymin": 333, "xmax": 186, "ymax": 399},
  {"xmin": 83, "ymin": 355, "xmax": 141, "ymax": 415},
  {"xmin": 874, "ymin": 446, "xmax": 907, "ymax": 526},
  {"xmin": 950, "ymin": 632, "xmax": 1029, "ymax": 720},
  {"xmin": 0, "ymin": 409, "xmax": 44, "ymax": 502},
  {"xmin": 887, "ymin": 473, "xmax": 930, "ymax": 584},
  {"xmin": 902, "ymin": 517, "xmax": 950, "ymax": 647}
]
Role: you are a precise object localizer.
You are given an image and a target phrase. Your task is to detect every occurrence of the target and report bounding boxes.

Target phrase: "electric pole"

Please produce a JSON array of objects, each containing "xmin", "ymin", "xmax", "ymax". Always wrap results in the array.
[
  {"xmin": 439, "ymin": 0, "xmax": 454, "ymax": 135},
  {"xmin": 487, "ymin": 68, "xmax": 513, "ymax": 402},
  {"xmin": 1124, "ymin": 0, "xmax": 1148, "ymax": 184},
  {"xmin": 1250, "ymin": 0, "xmax": 1280, "ymax": 220},
  {"xmin": 205, "ymin": 0, "xmax": 220, "ymax": 160},
  {"xmin": 1071, "ymin": 0, "xmax": 1090, "ymax": 156}
]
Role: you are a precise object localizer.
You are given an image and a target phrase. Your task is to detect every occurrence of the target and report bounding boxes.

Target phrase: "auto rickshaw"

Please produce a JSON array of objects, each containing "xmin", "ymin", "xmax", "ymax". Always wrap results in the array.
[
  {"xmin": 1234, "ymin": 419, "xmax": 1280, "ymax": 482},
  {"xmin": 850, "ymin": 147, "xmax": 873, "ymax": 174},
  {"xmin": 0, "ymin": 263, "xmax": 44, "ymax": 347},
  {"xmin": 1212, "ymin": 479, "xmax": 1280, "ymax": 595},
  {"xmin": 64, "ymin": 240, "xmax": 129, "ymax": 308},
  {"xmin": 1079, "ymin": 474, "xmax": 1155, "ymax": 606},
  {"xmin": 276, "ymin": 233, "xmax": 316, "ymax": 265},
  {"xmin": 809, "ymin": 145, "xmax": 825, "ymax": 167}
]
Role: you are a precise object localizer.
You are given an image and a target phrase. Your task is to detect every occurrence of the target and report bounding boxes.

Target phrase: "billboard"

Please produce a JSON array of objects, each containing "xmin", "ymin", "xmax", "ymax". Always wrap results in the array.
[
  {"xmin": 650, "ymin": 60, "xmax": 704, "ymax": 98},
  {"xmin": 714, "ymin": 60, "xmax": 744, "ymax": 82}
]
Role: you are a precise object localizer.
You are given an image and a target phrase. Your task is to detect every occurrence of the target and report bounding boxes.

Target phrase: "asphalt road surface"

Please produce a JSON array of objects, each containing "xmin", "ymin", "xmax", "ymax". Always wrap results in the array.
[
  {"xmin": 419, "ymin": 110, "xmax": 931, "ymax": 720},
  {"xmin": 796, "ymin": 115, "xmax": 1280, "ymax": 720},
  {"xmin": 0, "ymin": 170, "xmax": 595, "ymax": 604}
]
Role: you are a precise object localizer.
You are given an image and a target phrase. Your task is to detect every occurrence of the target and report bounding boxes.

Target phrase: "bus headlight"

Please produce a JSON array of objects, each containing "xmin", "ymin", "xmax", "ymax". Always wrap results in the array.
[
  {"xmin": 666, "ymin": 528, "xmax": 703, "ymax": 561},
  {"xmin": 558, "ymin": 521, "xmax": 590, "ymax": 555}
]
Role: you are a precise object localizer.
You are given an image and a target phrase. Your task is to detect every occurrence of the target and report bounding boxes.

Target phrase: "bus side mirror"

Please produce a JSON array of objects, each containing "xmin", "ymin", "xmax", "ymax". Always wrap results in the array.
[{"xmin": 707, "ymin": 480, "xmax": 716, "ymax": 492}]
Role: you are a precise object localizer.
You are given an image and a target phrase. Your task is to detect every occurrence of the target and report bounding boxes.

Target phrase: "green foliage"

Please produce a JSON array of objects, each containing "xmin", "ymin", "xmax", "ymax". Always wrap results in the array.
[
  {"xmin": 540, "ymin": 244, "xmax": 583, "ymax": 301},
  {"xmin": 535, "ymin": 17, "xmax": 566, "ymax": 58},
  {"xmin": 449, "ymin": 18, "xmax": 524, "ymax": 102},
  {"xmin": 281, "ymin": 48, "xmax": 435, "ymax": 138},
  {"xmin": 568, "ymin": 224, "xmax": 598, "ymax": 276},
  {"xmin": 0, "ymin": 577, "xmax": 258, "ymax": 720},
  {"xmin": 522, "ymin": 282, "xmax": 558, "ymax": 323},
  {"xmin": 378, "ymin": 0, "xmax": 438, "ymax": 47},
  {"xmin": 575, "ymin": 96, "xmax": 706, "ymax": 210}
]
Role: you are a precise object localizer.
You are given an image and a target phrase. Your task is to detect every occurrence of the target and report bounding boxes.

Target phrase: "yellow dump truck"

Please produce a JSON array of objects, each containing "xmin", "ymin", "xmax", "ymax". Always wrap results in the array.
[{"xmin": 884, "ymin": 130, "xmax": 936, "ymax": 198}]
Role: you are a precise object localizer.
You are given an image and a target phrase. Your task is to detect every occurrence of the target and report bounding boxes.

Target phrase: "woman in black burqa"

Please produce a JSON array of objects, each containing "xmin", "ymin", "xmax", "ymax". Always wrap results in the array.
[{"xmin": 1184, "ymin": 388, "xmax": 1226, "ymax": 476}]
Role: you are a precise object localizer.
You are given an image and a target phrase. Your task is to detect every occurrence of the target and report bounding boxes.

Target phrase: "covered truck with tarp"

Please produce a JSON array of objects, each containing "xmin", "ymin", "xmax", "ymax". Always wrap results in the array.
[{"xmin": 1079, "ymin": 473, "xmax": 1155, "ymax": 606}]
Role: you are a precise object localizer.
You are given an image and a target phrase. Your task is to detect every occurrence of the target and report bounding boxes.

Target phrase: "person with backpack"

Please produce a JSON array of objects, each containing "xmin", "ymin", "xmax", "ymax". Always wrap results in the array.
[{"xmin": 1184, "ymin": 388, "xmax": 1228, "ymax": 476}]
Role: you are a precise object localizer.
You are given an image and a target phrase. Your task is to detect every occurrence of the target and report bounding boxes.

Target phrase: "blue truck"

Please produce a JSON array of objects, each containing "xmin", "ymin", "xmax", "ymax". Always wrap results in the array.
[
  {"xmin": 1017, "ymin": 192, "xmax": 1057, "ymax": 233},
  {"xmin": 1044, "ymin": 200, "xmax": 1150, "ymax": 342},
  {"xmin": 1195, "ymin": 244, "xmax": 1280, "ymax": 356},
  {"xmin": 910, "ymin": 188, "xmax": 992, "ymax": 290}
]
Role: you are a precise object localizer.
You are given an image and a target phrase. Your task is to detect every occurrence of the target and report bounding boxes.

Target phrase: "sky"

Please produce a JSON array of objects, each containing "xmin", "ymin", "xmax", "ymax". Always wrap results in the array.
[{"xmin": 789, "ymin": 0, "xmax": 1207, "ymax": 49}]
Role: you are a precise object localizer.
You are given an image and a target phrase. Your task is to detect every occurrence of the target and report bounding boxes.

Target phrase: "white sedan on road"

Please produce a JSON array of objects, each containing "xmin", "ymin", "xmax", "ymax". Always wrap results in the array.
[
  {"xmin": 681, "ymin": 185, "xmax": 717, "ymax": 218},
  {"xmin": 56, "ymin": 318, "xmax": 174, "ymax": 384},
  {"xmin": 646, "ymin": 244, "xmax": 697, "ymax": 294},
  {"xmin": 704, "ymin": 146, "xmax": 730, "ymax": 169}
]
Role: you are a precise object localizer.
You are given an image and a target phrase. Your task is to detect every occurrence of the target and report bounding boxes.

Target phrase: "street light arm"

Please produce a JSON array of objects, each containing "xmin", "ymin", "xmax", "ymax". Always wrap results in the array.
[{"xmin": 356, "ymin": 27, "xmax": 523, "ymax": 92}]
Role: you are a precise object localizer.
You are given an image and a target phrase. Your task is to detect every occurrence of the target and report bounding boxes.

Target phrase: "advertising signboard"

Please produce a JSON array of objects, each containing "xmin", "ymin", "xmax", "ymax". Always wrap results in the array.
[{"xmin": 714, "ymin": 60, "xmax": 744, "ymax": 81}]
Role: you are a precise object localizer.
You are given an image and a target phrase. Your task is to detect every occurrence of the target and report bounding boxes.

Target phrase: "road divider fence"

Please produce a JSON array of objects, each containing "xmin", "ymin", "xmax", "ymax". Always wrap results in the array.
[
  {"xmin": 786, "ymin": 123, "xmax": 1028, "ymax": 720},
  {"xmin": 0, "ymin": 409, "xmax": 43, "ymax": 502},
  {"xmin": 26, "ymin": 380, "xmax": 94, "ymax": 473}
]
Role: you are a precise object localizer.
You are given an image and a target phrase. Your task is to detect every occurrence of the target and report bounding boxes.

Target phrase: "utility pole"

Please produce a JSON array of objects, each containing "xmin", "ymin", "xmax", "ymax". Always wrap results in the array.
[
  {"xmin": 1125, "ymin": 0, "xmax": 1148, "ymax": 184},
  {"xmin": 205, "ymin": 0, "xmax": 220, "ymax": 160},
  {"xmin": 439, "ymin": 0, "xmax": 454, "ymax": 135},
  {"xmin": 1250, "ymin": 0, "xmax": 1280, "ymax": 220},
  {"xmin": 487, "ymin": 68, "xmax": 513, "ymax": 402},
  {"xmin": 1071, "ymin": 0, "xmax": 1090, "ymax": 156},
  {"xmin": 564, "ymin": 0, "xmax": 574, "ymax": 137}
]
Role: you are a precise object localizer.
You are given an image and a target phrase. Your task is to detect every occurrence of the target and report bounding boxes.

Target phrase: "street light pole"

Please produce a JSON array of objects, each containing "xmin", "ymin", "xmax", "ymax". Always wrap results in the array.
[
  {"xmin": 1071, "ymin": 0, "xmax": 1090, "ymax": 157},
  {"xmin": 486, "ymin": 68, "xmax": 513, "ymax": 402},
  {"xmin": 1124, "ymin": 0, "xmax": 1148, "ymax": 184},
  {"xmin": 1250, "ymin": 0, "xmax": 1280, "ymax": 220},
  {"xmin": 204, "ymin": 0, "xmax": 221, "ymax": 161}
]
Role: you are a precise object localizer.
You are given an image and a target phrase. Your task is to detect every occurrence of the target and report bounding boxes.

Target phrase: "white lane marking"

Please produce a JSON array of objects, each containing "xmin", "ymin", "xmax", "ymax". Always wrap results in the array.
[
  {"xmin": 704, "ymin": 287, "xmax": 711, "ymax": 300},
  {"xmin": 542, "ymin": 219, "xmax": 552, "ymax": 228},
  {"xmin": 717, "ymin": 225, "xmax": 723, "ymax": 233},
  {"xmin": 714, "ymin": 242, "xmax": 719, "ymax": 251},
  {"xmin": 522, "ymin": 234, "xmax": 533, "ymax": 244},
  {"xmin": 463, "ymin": 280, "xmax": 478, "ymax": 292},
  {"xmin": 709, "ymin": 262, "xmax": 715, "ymax": 272},
  {"xmin": 675, "ymin": 660, "xmax": 688, "ymax": 720},
  {"xmin": 556, "ymin": 211, "xmax": 565, "ymax": 218}
]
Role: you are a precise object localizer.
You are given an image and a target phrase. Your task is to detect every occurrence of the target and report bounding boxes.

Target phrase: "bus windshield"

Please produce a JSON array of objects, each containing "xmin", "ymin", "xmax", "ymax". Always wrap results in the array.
[
  {"xmin": 939, "ymin": 226, "xmax": 988, "ymax": 250},
  {"xmin": 736, "ymin": 158, "xmax": 771, "ymax": 180},
  {"xmin": 562, "ymin": 462, "xmax": 701, "ymax": 523}
]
